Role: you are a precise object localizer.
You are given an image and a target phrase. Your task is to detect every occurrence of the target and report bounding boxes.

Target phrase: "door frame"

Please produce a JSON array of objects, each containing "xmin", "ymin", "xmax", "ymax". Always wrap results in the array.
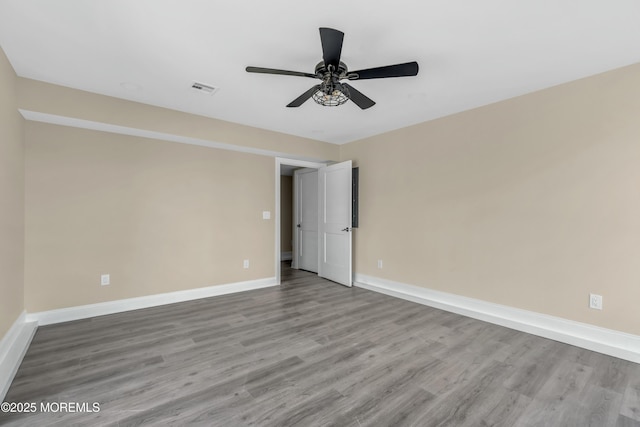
[{"xmin": 275, "ymin": 157, "xmax": 326, "ymax": 285}]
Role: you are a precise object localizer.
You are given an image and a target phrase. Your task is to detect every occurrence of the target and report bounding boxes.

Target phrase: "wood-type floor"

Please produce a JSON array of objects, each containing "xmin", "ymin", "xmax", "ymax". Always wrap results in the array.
[{"xmin": 2, "ymin": 264, "xmax": 640, "ymax": 426}]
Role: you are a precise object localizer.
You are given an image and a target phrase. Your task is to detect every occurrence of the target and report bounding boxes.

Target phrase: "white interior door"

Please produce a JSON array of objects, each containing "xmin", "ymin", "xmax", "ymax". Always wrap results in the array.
[
  {"xmin": 293, "ymin": 168, "xmax": 318, "ymax": 273},
  {"xmin": 318, "ymin": 161, "xmax": 352, "ymax": 287}
]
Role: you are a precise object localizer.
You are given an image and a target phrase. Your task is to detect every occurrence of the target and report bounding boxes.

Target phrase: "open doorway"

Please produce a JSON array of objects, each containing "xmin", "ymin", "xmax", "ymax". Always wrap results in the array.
[
  {"xmin": 280, "ymin": 169, "xmax": 294, "ymax": 266},
  {"xmin": 275, "ymin": 157, "xmax": 354, "ymax": 287},
  {"xmin": 275, "ymin": 158, "xmax": 326, "ymax": 285}
]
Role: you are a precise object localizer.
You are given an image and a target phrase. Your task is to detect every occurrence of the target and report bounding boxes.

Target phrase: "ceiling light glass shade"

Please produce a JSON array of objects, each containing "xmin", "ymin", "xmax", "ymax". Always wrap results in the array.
[{"xmin": 312, "ymin": 86, "xmax": 350, "ymax": 106}]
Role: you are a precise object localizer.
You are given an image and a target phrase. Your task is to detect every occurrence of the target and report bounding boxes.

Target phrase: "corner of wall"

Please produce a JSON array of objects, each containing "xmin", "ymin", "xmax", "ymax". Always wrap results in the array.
[{"xmin": 0, "ymin": 43, "xmax": 26, "ymax": 341}]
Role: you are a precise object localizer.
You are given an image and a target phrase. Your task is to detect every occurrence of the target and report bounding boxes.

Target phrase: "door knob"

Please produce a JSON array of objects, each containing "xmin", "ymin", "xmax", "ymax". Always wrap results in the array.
[{"xmin": 297, "ymin": 224, "xmax": 301, "ymax": 228}]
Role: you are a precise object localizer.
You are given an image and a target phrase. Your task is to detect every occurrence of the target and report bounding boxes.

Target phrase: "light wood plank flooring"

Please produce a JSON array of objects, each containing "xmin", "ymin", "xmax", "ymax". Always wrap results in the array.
[{"xmin": 2, "ymin": 264, "xmax": 639, "ymax": 426}]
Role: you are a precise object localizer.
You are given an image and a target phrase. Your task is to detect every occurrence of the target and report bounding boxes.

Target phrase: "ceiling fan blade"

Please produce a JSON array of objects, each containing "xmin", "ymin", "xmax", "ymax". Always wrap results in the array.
[
  {"xmin": 319, "ymin": 27, "xmax": 344, "ymax": 70},
  {"xmin": 286, "ymin": 85, "xmax": 321, "ymax": 107},
  {"xmin": 343, "ymin": 83, "xmax": 375, "ymax": 110},
  {"xmin": 246, "ymin": 66, "xmax": 317, "ymax": 79},
  {"xmin": 347, "ymin": 61, "xmax": 419, "ymax": 80}
]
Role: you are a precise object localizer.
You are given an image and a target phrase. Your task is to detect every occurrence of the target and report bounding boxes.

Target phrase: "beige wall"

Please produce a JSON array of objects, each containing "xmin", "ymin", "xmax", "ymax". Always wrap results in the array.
[
  {"xmin": 341, "ymin": 63, "xmax": 640, "ymax": 335},
  {"xmin": 18, "ymin": 78, "xmax": 340, "ymax": 162},
  {"xmin": 280, "ymin": 176, "xmax": 293, "ymax": 253},
  {"xmin": 24, "ymin": 122, "xmax": 275, "ymax": 312},
  {"xmin": 17, "ymin": 76, "xmax": 339, "ymax": 313},
  {"xmin": 0, "ymin": 47, "xmax": 24, "ymax": 336}
]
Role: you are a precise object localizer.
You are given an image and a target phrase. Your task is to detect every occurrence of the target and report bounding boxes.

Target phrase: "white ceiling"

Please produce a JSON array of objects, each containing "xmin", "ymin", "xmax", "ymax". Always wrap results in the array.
[{"xmin": 1, "ymin": 1, "xmax": 639, "ymax": 145}]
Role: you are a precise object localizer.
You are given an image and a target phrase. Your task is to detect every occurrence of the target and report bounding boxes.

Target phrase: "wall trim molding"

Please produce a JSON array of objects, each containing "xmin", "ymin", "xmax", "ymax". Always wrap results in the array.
[
  {"xmin": 19, "ymin": 110, "xmax": 328, "ymax": 162},
  {"xmin": 27, "ymin": 277, "xmax": 278, "ymax": 326},
  {"xmin": 0, "ymin": 311, "xmax": 38, "ymax": 401},
  {"xmin": 354, "ymin": 273, "xmax": 640, "ymax": 363}
]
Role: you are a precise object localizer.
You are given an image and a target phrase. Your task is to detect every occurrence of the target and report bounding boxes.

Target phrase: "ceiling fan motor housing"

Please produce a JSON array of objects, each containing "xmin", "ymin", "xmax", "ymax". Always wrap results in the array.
[{"xmin": 314, "ymin": 61, "xmax": 348, "ymax": 79}]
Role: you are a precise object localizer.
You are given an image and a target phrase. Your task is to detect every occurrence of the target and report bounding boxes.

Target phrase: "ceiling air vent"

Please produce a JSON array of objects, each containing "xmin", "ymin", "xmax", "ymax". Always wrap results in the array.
[{"xmin": 191, "ymin": 82, "xmax": 218, "ymax": 95}]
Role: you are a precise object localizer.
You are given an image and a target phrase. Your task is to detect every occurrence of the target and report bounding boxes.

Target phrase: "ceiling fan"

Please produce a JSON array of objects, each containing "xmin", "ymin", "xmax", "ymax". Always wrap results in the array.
[{"xmin": 246, "ymin": 27, "xmax": 419, "ymax": 110}]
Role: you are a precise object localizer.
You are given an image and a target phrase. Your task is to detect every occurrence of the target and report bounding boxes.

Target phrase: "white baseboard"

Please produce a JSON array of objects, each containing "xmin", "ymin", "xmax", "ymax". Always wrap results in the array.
[
  {"xmin": 281, "ymin": 251, "xmax": 292, "ymax": 261},
  {"xmin": 27, "ymin": 277, "xmax": 277, "ymax": 326},
  {"xmin": 354, "ymin": 274, "xmax": 640, "ymax": 364},
  {"xmin": 0, "ymin": 311, "xmax": 38, "ymax": 401}
]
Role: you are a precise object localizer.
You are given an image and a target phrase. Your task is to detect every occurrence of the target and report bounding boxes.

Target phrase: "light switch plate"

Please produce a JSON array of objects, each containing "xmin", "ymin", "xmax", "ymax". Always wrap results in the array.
[{"xmin": 589, "ymin": 293, "xmax": 603, "ymax": 310}]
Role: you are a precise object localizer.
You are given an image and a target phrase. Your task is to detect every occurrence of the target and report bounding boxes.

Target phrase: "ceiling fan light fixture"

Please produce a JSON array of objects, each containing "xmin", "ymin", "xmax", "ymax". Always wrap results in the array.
[{"xmin": 312, "ymin": 85, "xmax": 350, "ymax": 107}]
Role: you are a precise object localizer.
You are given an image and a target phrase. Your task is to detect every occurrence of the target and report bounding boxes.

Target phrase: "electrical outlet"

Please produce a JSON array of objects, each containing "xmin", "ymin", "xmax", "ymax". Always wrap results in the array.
[
  {"xmin": 243, "ymin": 259, "xmax": 249, "ymax": 269},
  {"xmin": 589, "ymin": 293, "xmax": 603, "ymax": 310},
  {"xmin": 101, "ymin": 274, "xmax": 110, "ymax": 286},
  {"xmin": 377, "ymin": 260, "xmax": 383, "ymax": 269}
]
